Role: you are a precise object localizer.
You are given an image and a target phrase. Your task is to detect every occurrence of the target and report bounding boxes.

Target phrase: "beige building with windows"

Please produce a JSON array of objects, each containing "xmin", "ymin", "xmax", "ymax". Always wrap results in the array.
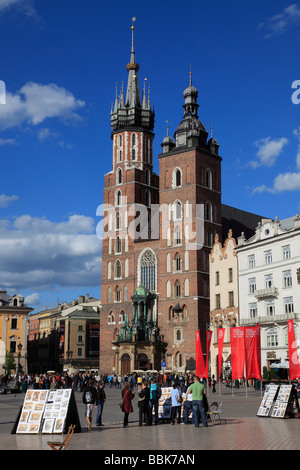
[{"xmin": 209, "ymin": 230, "xmax": 239, "ymax": 379}]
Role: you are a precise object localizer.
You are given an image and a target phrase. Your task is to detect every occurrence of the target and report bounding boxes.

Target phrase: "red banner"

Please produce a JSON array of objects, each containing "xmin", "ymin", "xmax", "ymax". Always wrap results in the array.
[
  {"xmin": 206, "ymin": 330, "xmax": 213, "ymax": 378},
  {"xmin": 230, "ymin": 327, "xmax": 245, "ymax": 380},
  {"xmin": 245, "ymin": 324, "xmax": 261, "ymax": 380},
  {"xmin": 288, "ymin": 319, "xmax": 300, "ymax": 380},
  {"xmin": 195, "ymin": 330, "xmax": 206, "ymax": 378},
  {"xmin": 218, "ymin": 328, "xmax": 225, "ymax": 378}
]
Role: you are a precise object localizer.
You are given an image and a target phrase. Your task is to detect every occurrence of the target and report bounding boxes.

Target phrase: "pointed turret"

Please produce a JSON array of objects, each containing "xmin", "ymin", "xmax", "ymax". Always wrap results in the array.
[{"xmin": 110, "ymin": 19, "xmax": 154, "ymax": 132}]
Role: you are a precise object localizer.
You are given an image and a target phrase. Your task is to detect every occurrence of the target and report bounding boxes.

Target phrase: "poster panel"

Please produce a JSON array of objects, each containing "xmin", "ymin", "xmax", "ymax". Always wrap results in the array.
[
  {"xmin": 245, "ymin": 324, "xmax": 261, "ymax": 381},
  {"xmin": 218, "ymin": 328, "xmax": 225, "ymax": 379},
  {"xmin": 230, "ymin": 327, "xmax": 245, "ymax": 380},
  {"xmin": 195, "ymin": 330, "xmax": 206, "ymax": 378},
  {"xmin": 288, "ymin": 319, "xmax": 300, "ymax": 380}
]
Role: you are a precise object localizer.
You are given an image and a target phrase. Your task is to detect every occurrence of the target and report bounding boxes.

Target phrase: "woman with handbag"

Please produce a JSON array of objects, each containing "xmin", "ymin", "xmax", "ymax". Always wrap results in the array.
[
  {"xmin": 120, "ymin": 382, "xmax": 135, "ymax": 428},
  {"xmin": 170, "ymin": 383, "xmax": 182, "ymax": 424}
]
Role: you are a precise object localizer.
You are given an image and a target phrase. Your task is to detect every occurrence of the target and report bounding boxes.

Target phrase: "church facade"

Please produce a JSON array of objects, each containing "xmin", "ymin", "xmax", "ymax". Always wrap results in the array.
[{"xmin": 99, "ymin": 24, "xmax": 223, "ymax": 375}]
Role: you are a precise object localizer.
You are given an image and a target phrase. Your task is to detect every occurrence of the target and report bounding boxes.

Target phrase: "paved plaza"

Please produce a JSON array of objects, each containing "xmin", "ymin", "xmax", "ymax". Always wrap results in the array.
[{"xmin": 0, "ymin": 384, "xmax": 299, "ymax": 452}]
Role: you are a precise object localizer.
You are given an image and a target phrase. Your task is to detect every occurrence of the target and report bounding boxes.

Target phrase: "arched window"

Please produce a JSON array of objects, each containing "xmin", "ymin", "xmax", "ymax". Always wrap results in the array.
[
  {"xmin": 139, "ymin": 249, "xmax": 157, "ymax": 292},
  {"xmin": 174, "ymin": 226, "xmax": 181, "ymax": 245},
  {"xmin": 124, "ymin": 285, "xmax": 128, "ymax": 301},
  {"xmin": 173, "ymin": 200, "xmax": 182, "ymax": 220},
  {"xmin": 115, "ymin": 260, "xmax": 122, "ymax": 279},
  {"xmin": 117, "ymin": 168, "xmax": 122, "ymax": 185},
  {"xmin": 175, "ymin": 253, "xmax": 181, "ymax": 272},
  {"xmin": 205, "ymin": 168, "xmax": 212, "ymax": 189},
  {"xmin": 145, "ymin": 190, "xmax": 151, "ymax": 208},
  {"xmin": 115, "ymin": 286, "xmax": 121, "ymax": 302},
  {"xmin": 205, "ymin": 201, "xmax": 213, "ymax": 221},
  {"xmin": 115, "ymin": 211, "xmax": 121, "ymax": 230},
  {"xmin": 175, "ymin": 280, "xmax": 181, "ymax": 297},
  {"xmin": 173, "ymin": 168, "xmax": 182, "ymax": 187},
  {"xmin": 146, "ymin": 169, "xmax": 150, "ymax": 185},
  {"xmin": 176, "ymin": 330, "xmax": 182, "ymax": 341},
  {"xmin": 115, "ymin": 236, "xmax": 122, "ymax": 254},
  {"xmin": 115, "ymin": 189, "xmax": 122, "ymax": 206}
]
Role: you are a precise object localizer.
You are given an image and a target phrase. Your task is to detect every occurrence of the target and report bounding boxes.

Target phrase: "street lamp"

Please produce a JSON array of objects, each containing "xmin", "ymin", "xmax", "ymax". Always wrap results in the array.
[{"xmin": 16, "ymin": 343, "xmax": 23, "ymax": 385}]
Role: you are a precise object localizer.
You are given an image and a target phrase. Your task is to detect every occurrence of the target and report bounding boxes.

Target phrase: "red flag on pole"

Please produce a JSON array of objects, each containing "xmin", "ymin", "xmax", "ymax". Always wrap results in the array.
[
  {"xmin": 195, "ymin": 330, "xmax": 206, "ymax": 378},
  {"xmin": 230, "ymin": 327, "xmax": 245, "ymax": 380},
  {"xmin": 206, "ymin": 330, "xmax": 213, "ymax": 378},
  {"xmin": 218, "ymin": 328, "xmax": 225, "ymax": 379},
  {"xmin": 288, "ymin": 319, "xmax": 300, "ymax": 380},
  {"xmin": 245, "ymin": 324, "xmax": 261, "ymax": 380}
]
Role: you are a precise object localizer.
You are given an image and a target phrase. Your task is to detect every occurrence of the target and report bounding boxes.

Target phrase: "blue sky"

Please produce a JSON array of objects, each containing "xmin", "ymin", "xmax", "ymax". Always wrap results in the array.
[{"xmin": 0, "ymin": 0, "xmax": 300, "ymax": 311}]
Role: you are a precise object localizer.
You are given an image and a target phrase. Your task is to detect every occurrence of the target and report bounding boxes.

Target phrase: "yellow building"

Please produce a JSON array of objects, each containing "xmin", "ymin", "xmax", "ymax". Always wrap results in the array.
[
  {"xmin": 209, "ymin": 230, "xmax": 239, "ymax": 379},
  {"xmin": 0, "ymin": 290, "xmax": 33, "ymax": 375}
]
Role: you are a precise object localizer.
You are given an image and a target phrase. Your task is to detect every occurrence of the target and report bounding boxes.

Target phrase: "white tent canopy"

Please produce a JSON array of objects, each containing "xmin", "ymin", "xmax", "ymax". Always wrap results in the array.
[{"xmin": 270, "ymin": 361, "xmax": 289, "ymax": 369}]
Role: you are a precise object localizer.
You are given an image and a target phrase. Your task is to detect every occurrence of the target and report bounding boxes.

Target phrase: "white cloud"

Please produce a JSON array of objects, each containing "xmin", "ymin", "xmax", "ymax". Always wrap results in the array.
[
  {"xmin": 24, "ymin": 292, "xmax": 40, "ymax": 306},
  {"xmin": 0, "ymin": 214, "xmax": 102, "ymax": 291},
  {"xmin": 0, "ymin": 0, "xmax": 21, "ymax": 11},
  {"xmin": 0, "ymin": 0, "xmax": 39, "ymax": 19},
  {"xmin": 0, "ymin": 82, "xmax": 85, "ymax": 130},
  {"xmin": 252, "ymin": 172, "xmax": 300, "ymax": 194},
  {"xmin": 258, "ymin": 4, "xmax": 300, "ymax": 39},
  {"xmin": 250, "ymin": 137, "xmax": 288, "ymax": 168},
  {"xmin": 0, "ymin": 194, "xmax": 18, "ymax": 208},
  {"xmin": 0, "ymin": 137, "xmax": 16, "ymax": 146}
]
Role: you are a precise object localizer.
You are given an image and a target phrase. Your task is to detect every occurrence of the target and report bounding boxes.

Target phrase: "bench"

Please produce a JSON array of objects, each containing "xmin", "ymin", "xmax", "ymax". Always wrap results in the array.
[{"xmin": 47, "ymin": 424, "xmax": 75, "ymax": 450}]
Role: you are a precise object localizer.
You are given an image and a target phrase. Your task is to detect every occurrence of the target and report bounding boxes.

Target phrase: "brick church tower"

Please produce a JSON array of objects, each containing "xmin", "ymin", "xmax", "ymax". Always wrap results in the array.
[{"xmin": 99, "ymin": 23, "xmax": 222, "ymax": 374}]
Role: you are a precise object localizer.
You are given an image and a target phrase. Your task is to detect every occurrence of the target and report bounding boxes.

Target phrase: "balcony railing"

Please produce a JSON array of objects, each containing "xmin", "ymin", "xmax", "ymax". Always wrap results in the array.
[
  {"xmin": 240, "ymin": 312, "xmax": 300, "ymax": 326},
  {"xmin": 254, "ymin": 287, "xmax": 279, "ymax": 299}
]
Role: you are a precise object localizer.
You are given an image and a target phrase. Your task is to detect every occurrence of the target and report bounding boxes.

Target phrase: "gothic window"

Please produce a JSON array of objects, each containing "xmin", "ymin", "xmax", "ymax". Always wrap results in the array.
[
  {"xmin": 205, "ymin": 169, "xmax": 212, "ymax": 189},
  {"xmin": 205, "ymin": 201, "xmax": 212, "ymax": 221},
  {"xmin": 124, "ymin": 285, "xmax": 128, "ymax": 301},
  {"xmin": 146, "ymin": 169, "xmax": 150, "ymax": 185},
  {"xmin": 145, "ymin": 190, "xmax": 151, "ymax": 208},
  {"xmin": 115, "ymin": 211, "xmax": 121, "ymax": 230},
  {"xmin": 139, "ymin": 249, "xmax": 157, "ymax": 292},
  {"xmin": 174, "ymin": 226, "xmax": 181, "ymax": 245},
  {"xmin": 117, "ymin": 168, "xmax": 122, "ymax": 184},
  {"xmin": 173, "ymin": 168, "xmax": 182, "ymax": 187},
  {"xmin": 174, "ymin": 201, "xmax": 182, "ymax": 220},
  {"xmin": 115, "ymin": 260, "xmax": 122, "ymax": 279},
  {"xmin": 175, "ymin": 253, "xmax": 181, "ymax": 272},
  {"xmin": 115, "ymin": 189, "xmax": 122, "ymax": 206},
  {"xmin": 115, "ymin": 236, "xmax": 122, "ymax": 254},
  {"xmin": 115, "ymin": 286, "xmax": 121, "ymax": 303},
  {"xmin": 175, "ymin": 280, "xmax": 181, "ymax": 297}
]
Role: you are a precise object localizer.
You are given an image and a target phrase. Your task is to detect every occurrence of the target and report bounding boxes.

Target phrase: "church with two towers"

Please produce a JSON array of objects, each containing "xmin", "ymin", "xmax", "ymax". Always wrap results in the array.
[{"xmin": 99, "ymin": 22, "xmax": 258, "ymax": 375}]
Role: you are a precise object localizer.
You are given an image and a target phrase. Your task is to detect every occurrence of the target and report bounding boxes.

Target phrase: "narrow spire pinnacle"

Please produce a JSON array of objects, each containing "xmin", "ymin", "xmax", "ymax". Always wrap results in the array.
[
  {"xmin": 211, "ymin": 121, "xmax": 214, "ymax": 139},
  {"xmin": 189, "ymin": 64, "xmax": 192, "ymax": 86},
  {"xmin": 166, "ymin": 120, "xmax": 169, "ymax": 136}
]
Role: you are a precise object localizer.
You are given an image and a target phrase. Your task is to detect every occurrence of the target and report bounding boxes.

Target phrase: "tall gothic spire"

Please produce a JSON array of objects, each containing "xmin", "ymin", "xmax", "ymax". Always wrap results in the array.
[{"xmin": 110, "ymin": 19, "xmax": 154, "ymax": 132}]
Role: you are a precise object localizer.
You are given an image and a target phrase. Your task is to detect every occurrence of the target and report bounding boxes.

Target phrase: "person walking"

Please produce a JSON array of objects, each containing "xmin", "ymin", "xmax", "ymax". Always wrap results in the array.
[
  {"xmin": 121, "ymin": 382, "xmax": 135, "ymax": 428},
  {"xmin": 170, "ymin": 383, "xmax": 182, "ymax": 424},
  {"xmin": 212, "ymin": 374, "xmax": 216, "ymax": 393},
  {"xmin": 82, "ymin": 378, "xmax": 97, "ymax": 431},
  {"xmin": 95, "ymin": 381, "xmax": 106, "ymax": 426},
  {"xmin": 189, "ymin": 376, "xmax": 208, "ymax": 428}
]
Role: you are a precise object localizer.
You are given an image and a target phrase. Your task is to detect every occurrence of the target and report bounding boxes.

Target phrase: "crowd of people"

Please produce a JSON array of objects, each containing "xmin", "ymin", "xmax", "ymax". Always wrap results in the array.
[{"xmin": 82, "ymin": 372, "xmax": 211, "ymax": 430}]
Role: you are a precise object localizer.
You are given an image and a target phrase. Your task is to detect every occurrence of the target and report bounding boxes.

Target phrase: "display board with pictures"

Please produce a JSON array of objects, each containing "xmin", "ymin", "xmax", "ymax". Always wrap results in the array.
[
  {"xmin": 257, "ymin": 384, "xmax": 279, "ymax": 417},
  {"xmin": 156, "ymin": 387, "xmax": 187, "ymax": 419},
  {"xmin": 16, "ymin": 389, "xmax": 73, "ymax": 434},
  {"xmin": 270, "ymin": 384, "xmax": 292, "ymax": 418}
]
